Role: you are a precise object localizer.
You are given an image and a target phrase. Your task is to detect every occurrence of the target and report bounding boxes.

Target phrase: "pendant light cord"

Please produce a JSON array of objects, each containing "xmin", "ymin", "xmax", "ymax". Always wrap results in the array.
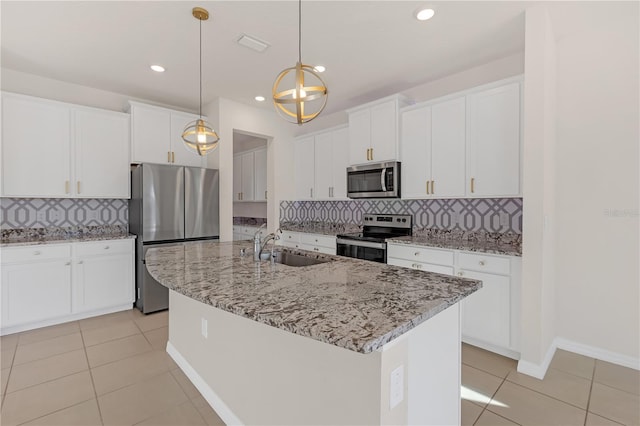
[
  {"xmin": 199, "ymin": 16, "xmax": 203, "ymax": 118},
  {"xmin": 298, "ymin": 0, "xmax": 302, "ymax": 63}
]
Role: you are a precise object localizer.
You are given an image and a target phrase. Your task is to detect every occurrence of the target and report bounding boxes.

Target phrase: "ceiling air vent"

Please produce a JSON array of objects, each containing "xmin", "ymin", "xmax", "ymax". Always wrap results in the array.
[{"xmin": 236, "ymin": 34, "xmax": 270, "ymax": 53}]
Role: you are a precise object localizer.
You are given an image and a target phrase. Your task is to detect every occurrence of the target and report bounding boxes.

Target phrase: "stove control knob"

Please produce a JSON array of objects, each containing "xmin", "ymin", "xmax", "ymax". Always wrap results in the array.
[{"xmin": 402, "ymin": 218, "xmax": 407, "ymax": 222}]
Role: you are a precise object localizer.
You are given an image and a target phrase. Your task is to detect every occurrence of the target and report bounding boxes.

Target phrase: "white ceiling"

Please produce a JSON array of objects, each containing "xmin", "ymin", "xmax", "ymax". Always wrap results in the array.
[{"xmin": 0, "ymin": 1, "xmax": 598, "ymax": 115}]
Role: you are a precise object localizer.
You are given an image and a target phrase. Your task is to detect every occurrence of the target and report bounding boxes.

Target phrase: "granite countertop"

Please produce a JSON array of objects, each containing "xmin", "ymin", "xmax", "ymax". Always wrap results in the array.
[
  {"xmin": 1, "ymin": 225, "xmax": 135, "ymax": 247},
  {"xmin": 387, "ymin": 235, "xmax": 522, "ymax": 257},
  {"xmin": 145, "ymin": 240, "xmax": 481, "ymax": 354}
]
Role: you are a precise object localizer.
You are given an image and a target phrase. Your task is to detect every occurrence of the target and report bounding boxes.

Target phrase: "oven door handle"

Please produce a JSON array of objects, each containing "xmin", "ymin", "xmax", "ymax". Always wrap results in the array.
[
  {"xmin": 336, "ymin": 238, "xmax": 387, "ymax": 250},
  {"xmin": 380, "ymin": 168, "xmax": 387, "ymax": 192}
]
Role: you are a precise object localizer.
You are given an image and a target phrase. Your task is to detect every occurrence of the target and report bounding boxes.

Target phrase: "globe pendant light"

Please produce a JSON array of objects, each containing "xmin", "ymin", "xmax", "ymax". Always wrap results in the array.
[
  {"xmin": 182, "ymin": 7, "xmax": 219, "ymax": 156},
  {"xmin": 272, "ymin": 0, "xmax": 328, "ymax": 125}
]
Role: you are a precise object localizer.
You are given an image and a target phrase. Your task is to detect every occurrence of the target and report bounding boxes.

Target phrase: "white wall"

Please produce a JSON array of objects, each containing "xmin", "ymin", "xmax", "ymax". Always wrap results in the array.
[
  {"xmin": 203, "ymin": 98, "xmax": 295, "ymax": 241},
  {"xmin": 233, "ymin": 202, "xmax": 267, "ymax": 219},
  {"xmin": 552, "ymin": 2, "xmax": 639, "ymax": 362}
]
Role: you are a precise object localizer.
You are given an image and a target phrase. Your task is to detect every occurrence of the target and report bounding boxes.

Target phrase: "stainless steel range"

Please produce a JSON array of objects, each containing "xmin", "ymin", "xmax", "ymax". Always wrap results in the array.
[{"xmin": 336, "ymin": 214, "xmax": 412, "ymax": 263}]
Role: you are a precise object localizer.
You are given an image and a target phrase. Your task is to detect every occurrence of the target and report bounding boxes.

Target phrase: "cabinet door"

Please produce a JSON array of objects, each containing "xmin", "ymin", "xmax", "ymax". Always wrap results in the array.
[
  {"xmin": 2, "ymin": 94, "xmax": 70, "ymax": 197},
  {"xmin": 348, "ymin": 108, "xmax": 371, "ymax": 165},
  {"xmin": 294, "ymin": 136, "xmax": 315, "ymax": 199},
  {"xmin": 431, "ymin": 97, "xmax": 466, "ymax": 197},
  {"xmin": 401, "ymin": 106, "xmax": 431, "ymax": 198},
  {"xmin": 467, "ymin": 83, "xmax": 521, "ymax": 196},
  {"xmin": 131, "ymin": 104, "xmax": 171, "ymax": 164},
  {"xmin": 1, "ymin": 260, "xmax": 72, "ymax": 327},
  {"xmin": 314, "ymin": 132, "xmax": 333, "ymax": 199},
  {"xmin": 460, "ymin": 270, "xmax": 511, "ymax": 348},
  {"xmin": 74, "ymin": 109, "xmax": 130, "ymax": 198},
  {"xmin": 331, "ymin": 127, "xmax": 349, "ymax": 199},
  {"xmin": 241, "ymin": 152, "xmax": 255, "ymax": 201},
  {"xmin": 74, "ymin": 253, "xmax": 134, "ymax": 313},
  {"xmin": 170, "ymin": 112, "xmax": 205, "ymax": 167},
  {"xmin": 233, "ymin": 155, "xmax": 243, "ymax": 201},
  {"xmin": 370, "ymin": 100, "xmax": 397, "ymax": 162},
  {"xmin": 254, "ymin": 148, "xmax": 268, "ymax": 202}
]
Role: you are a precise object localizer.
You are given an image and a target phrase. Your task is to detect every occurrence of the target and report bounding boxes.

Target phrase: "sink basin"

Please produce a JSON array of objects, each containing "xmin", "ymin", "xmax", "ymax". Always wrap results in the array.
[{"xmin": 272, "ymin": 251, "xmax": 332, "ymax": 267}]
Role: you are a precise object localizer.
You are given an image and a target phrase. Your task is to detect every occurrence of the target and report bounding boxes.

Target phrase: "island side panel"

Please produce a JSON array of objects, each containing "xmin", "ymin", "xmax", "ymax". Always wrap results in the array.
[{"xmin": 167, "ymin": 290, "xmax": 386, "ymax": 425}]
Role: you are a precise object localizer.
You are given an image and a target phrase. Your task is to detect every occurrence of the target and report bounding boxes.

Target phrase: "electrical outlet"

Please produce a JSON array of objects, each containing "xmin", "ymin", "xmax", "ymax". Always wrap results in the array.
[
  {"xmin": 499, "ymin": 212, "xmax": 509, "ymax": 227},
  {"xmin": 390, "ymin": 365, "xmax": 404, "ymax": 409},
  {"xmin": 201, "ymin": 318, "xmax": 208, "ymax": 338}
]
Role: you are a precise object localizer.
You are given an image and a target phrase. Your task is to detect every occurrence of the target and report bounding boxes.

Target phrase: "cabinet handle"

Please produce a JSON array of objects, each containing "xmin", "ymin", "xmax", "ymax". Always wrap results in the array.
[
  {"xmin": 478, "ymin": 260, "xmax": 485, "ymax": 266},
  {"xmin": 265, "ymin": 191, "xmax": 267, "ymax": 200},
  {"xmin": 77, "ymin": 181, "xmax": 81, "ymax": 194},
  {"xmin": 310, "ymin": 188, "xmax": 313, "ymax": 198},
  {"xmin": 366, "ymin": 148, "xmax": 369, "ymax": 161},
  {"xmin": 78, "ymin": 260, "xmax": 83, "ymax": 265},
  {"xmin": 33, "ymin": 251, "xmax": 41, "ymax": 256},
  {"xmin": 471, "ymin": 177, "xmax": 475, "ymax": 194},
  {"xmin": 104, "ymin": 246, "xmax": 110, "ymax": 250},
  {"xmin": 65, "ymin": 181, "xmax": 70, "ymax": 194},
  {"xmin": 314, "ymin": 247, "xmax": 319, "ymax": 251},
  {"xmin": 414, "ymin": 251, "xmax": 420, "ymax": 257},
  {"xmin": 431, "ymin": 180, "xmax": 435, "ymax": 194},
  {"xmin": 426, "ymin": 181, "xmax": 429, "ymax": 195},
  {"xmin": 370, "ymin": 148, "xmax": 374, "ymax": 161},
  {"xmin": 168, "ymin": 152, "xmax": 171, "ymax": 163},
  {"xmin": 457, "ymin": 271, "xmax": 464, "ymax": 277},
  {"xmin": 172, "ymin": 152, "xmax": 175, "ymax": 163},
  {"xmin": 65, "ymin": 262, "xmax": 71, "ymax": 266}
]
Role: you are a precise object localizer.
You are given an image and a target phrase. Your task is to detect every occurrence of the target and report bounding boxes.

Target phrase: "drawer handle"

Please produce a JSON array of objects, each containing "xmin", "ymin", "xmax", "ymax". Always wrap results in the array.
[
  {"xmin": 457, "ymin": 271, "xmax": 464, "ymax": 277},
  {"xmin": 65, "ymin": 262, "xmax": 71, "ymax": 266},
  {"xmin": 78, "ymin": 261, "xmax": 84, "ymax": 265},
  {"xmin": 478, "ymin": 260, "xmax": 485, "ymax": 266},
  {"xmin": 104, "ymin": 246, "xmax": 110, "ymax": 250},
  {"xmin": 33, "ymin": 251, "xmax": 41, "ymax": 255},
  {"xmin": 412, "ymin": 263, "xmax": 422, "ymax": 270},
  {"xmin": 315, "ymin": 239, "xmax": 318, "ymax": 242},
  {"xmin": 414, "ymin": 252, "xmax": 420, "ymax": 256},
  {"xmin": 314, "ymin": 247, "xmax": 319, "ymax": 251}
]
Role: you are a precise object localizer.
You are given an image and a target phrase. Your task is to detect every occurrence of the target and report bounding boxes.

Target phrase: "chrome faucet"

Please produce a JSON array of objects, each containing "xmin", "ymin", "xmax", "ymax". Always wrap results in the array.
[
  {"xmin": 253, "ymin": 224, "xmax": 267, "ymax": 261},
  {"xmin": 259, "ymin": 230, "xmax": 281, "ymax": 262}
]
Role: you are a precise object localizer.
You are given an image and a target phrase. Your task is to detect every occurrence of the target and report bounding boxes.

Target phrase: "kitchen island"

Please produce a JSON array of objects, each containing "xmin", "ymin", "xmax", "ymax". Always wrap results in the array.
[{"xmin": 146, "ymin": 240, "xmax": 481, "ymax": 425}]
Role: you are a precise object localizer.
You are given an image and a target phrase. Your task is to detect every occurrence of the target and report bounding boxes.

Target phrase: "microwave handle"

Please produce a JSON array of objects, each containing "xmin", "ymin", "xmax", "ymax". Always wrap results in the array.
[{"xmin": 380, "ymin": 168, "xmax": 387, "ymax": 192}]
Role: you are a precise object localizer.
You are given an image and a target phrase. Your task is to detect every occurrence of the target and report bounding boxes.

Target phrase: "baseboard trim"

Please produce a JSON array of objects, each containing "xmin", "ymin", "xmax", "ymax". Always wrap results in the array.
[
  {"xmin": 166, "ymin": 341, "xmax": 243, "ymax": 426},
  {"xmin": 517, "ymin": 337, "xmax": 640, "ymax": 379},
  {"xmin": 555, "ymin": 337, "xmax": 640, "ymax": 371}
]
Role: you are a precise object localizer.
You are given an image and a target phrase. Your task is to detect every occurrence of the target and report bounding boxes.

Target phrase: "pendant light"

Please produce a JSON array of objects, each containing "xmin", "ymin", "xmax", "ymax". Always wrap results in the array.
[
  {"xmin": 272, "ymin": 0, "xmax": 328, "ymax": 125},
  {"xmin": 182, "ymin": 7, "xmax": 219, "ymax": 156}
]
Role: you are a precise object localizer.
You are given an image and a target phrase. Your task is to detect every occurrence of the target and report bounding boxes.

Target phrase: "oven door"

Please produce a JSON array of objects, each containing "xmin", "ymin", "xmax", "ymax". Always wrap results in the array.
[{"xmin": 336, "ymin": 238, "xmax": 387, "ymax": 263}]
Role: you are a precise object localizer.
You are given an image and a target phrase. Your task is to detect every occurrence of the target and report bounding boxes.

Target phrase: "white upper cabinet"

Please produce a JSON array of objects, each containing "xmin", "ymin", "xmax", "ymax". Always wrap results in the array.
[
  {"xmin": 330, "ymin": 127, "xmax": 349, "ymax": 199},
  {"xmin": 130, "ymin": 101, "xmax": 205, "ymax": 167},
  {"xmin": 74, "ymin": 108, "xmax": 130, "ymax": 198},
  {"xmin": 2, "ymin": 93, "xmax": 71, "ymax": 197},
  {"xmin": 314, "ymin": 132, "xmax": 333, "ymax": 199},
  {"xmin": 347, "ymin": 95, "xmax": 411, "ymax": 165},
  {"xmin": 233, "ymin": 147, "xmax": 266, "ymax": 202},
  {"xmin": 1, "ymin": 92, "xmax": 130, "ymax": 198},
  {"xmin": 467, "ymin": 82, "xmax": 521, "ymax": 197},
  {"xmin": 294, "ymin": 136, "xmax": 315, "ymax": 200},
  {"xmin": 400, "ymin": 78, "xmax": 522, "ymax": 199}
]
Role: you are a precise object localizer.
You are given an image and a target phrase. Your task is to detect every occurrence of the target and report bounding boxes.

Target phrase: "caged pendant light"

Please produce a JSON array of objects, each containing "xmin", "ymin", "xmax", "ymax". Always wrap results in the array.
[
  {"xmin": 182, "ymin": 7, "xmax": 219, "ymax": 156},
  {"xmin": 272, "ymin": 0, "xmax": 328, "ymax": 125}
]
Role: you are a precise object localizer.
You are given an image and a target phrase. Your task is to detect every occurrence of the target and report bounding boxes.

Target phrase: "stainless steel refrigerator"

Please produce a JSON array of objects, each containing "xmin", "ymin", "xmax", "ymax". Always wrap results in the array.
[{"xmin": 129, "ymin": 164, "xmax": 219, "ymax": 314}]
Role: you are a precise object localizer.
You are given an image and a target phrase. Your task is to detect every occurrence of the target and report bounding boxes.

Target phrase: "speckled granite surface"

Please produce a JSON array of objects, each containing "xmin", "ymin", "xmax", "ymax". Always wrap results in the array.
[
  {"xmin": 145, "ymin": 240, "xmax": 481, "ymax": 354},
  {"xmin": 388, "ymin": 229, "xmax": 522, "ymax": 256},
  {"xmin": 233, "ymin": 217, "xmax": 268, "ymax": 226},
  {"xmin": 279, "ymin": 221, "xmax": 361, "ymax": 236},
  {"xmin": 1, "ymin": 225, "xmax": 134, "ymax": 247}
]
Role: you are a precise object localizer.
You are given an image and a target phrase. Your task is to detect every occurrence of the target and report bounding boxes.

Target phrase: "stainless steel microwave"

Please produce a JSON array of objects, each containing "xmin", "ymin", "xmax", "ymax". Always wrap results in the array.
[{"xmin": 346, "ymin": 161, "xmax": 401, "ymax": 199}]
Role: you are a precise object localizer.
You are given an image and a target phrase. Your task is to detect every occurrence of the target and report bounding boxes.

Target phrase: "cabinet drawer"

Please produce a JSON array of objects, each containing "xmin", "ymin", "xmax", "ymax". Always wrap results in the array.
[
  {"xmin": 74, "ymin": 239, "xmax": 132, "ymax": 257},
  {"xmin": 281, "ymin": 231, "xmax": 300, "ymax": 243},
  {"xmin": 458, "ymin": 252, "xmax": 510, "ymax": 275},
  {"xmin": 1, "ymin": 244, "xmax": 71, "ymax": 263},
  {"xmin": 388, "ymin": 257, "xmax": 455, "ymax": 275},
  {"xmin": 300, "ymin": 233, "xmax": 335, "ymax": 249},
  {"xmin": 300, "ymin": 244, "xmax": 335, "ymax": 255},
  {"xmin": 387, "ymin": 244, "xmax": 454, "ymax": 266}
]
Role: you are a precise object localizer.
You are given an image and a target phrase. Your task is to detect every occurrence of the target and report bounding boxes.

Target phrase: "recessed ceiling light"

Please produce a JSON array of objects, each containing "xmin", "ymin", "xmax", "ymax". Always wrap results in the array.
[
  {"xmin": 416, "ymin": 8, "xmax": 435, "ymax": 21},
  {"xmin": 255, "ymin": 96, "xmax": 265, "ymax": 102},
  {"xmin": 150, "ymin": 65, "xmax": 165, "ymax": 73},
  {"xmin": 237, "ymin": 34, "xmax": 270, "ymax": 53},
  {"xmin": 314, "ymin": 65, "xmax": 326, "ymax": 73}
]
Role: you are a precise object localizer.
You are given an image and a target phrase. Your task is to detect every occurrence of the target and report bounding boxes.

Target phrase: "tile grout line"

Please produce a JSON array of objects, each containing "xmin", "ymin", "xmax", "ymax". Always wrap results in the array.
[{"xmin": 80, "ymin": 323, "xmax": 106, "ymax": 426}]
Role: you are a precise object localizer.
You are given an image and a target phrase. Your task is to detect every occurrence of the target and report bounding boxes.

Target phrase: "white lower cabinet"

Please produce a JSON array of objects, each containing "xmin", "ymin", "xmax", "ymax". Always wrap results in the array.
[
  {"xmin": 1, "ymin": 239, "xmax": 134, "ymax": 334},
  {"xmin": 280, "ymin": 231, "xmax": 336, "ymax": 255},
  {"xmin": 387, "ymin": 242, "xmax": 521, "ymax": 358},
  {"xmin": 232, "ymin": 225, "xmax": 265, "ymax": 241}
]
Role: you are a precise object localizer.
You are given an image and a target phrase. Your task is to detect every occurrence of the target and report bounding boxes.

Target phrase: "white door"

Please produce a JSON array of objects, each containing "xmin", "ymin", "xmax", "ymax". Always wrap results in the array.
[
  {"xmin": 1, "ymin": 261, "xmax": 72, "ymax": 327},
  {"xmin": 241, "ymin": 152, "xmax": 255, "ymax": 201},
  {"xmin": 233, "ymin": 155, "xmax": 243, "ymax": 201},
  {"xmin": 467, "ymin": 82, "xmax": 521, "ymax": 196},
  {"xmin": 74, "ymin": 109, "xmax": 130, "ymax": 198},
  {"xmin": 460, "ymin": 270, "xmax": 511, "ymax": 348},
  {"xmin": 170, "ymin": 112, "xmax": 205, "ymax": 167},
  {"xmin": 314, "ymin": 132, "xmax": 333, "ymax": 199},
  {"xmin": 74, "ymin": 254, "xmax": 134, "ymax": 313},
  {"xmin": 331, "ymin": 127, "xmax": 349, "ymax": 199},
  {"xmin": 130, "ymin": 104, "xmax": 171, "ymax": 165},
  {"xmin": 2, "ymin": 94, "xmax": 71, "ymax": 197},
  {"xmin": 294, "ymin": 136, "xmax": 316, "ymax": 199},
  {"xmin": 370, "ymin": 100, "xmax": 397, "ymax": 162},
  {"xmin": 254, "ymin": 148, "xmax": 268, "ymax": 202},
  {"xmin": 431, "ymin": 97, "xmax": 466, "ymax": 197},
  {"xmin": 401, "ymin": 106, "xmax": 431, "ymax": 198},
  {"xmin": 348, "ymin": 108, "xmax": 371, "ymax": 165}
]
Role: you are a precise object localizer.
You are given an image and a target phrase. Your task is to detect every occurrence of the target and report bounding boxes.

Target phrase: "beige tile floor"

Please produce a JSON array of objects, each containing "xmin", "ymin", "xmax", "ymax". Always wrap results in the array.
[{"xmin": 1, "ymin": 309, "xmax": 638, "ymax": 425}]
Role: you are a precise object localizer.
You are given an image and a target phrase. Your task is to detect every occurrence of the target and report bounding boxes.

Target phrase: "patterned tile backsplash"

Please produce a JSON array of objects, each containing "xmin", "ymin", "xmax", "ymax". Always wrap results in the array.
[
  {"xmin": 280, "ymin": 198, "xmax": 523, "ymax": 234},
  {"xmin": 1, "ymin": 198, "xmax": 128, "ymax": 229}
]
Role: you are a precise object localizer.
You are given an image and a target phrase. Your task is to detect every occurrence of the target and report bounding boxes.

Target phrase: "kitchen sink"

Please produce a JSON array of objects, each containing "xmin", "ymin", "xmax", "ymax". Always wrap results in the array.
[{"xmin": 272, "ymin": 251, "xmax": 332, "ymax": 267}]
